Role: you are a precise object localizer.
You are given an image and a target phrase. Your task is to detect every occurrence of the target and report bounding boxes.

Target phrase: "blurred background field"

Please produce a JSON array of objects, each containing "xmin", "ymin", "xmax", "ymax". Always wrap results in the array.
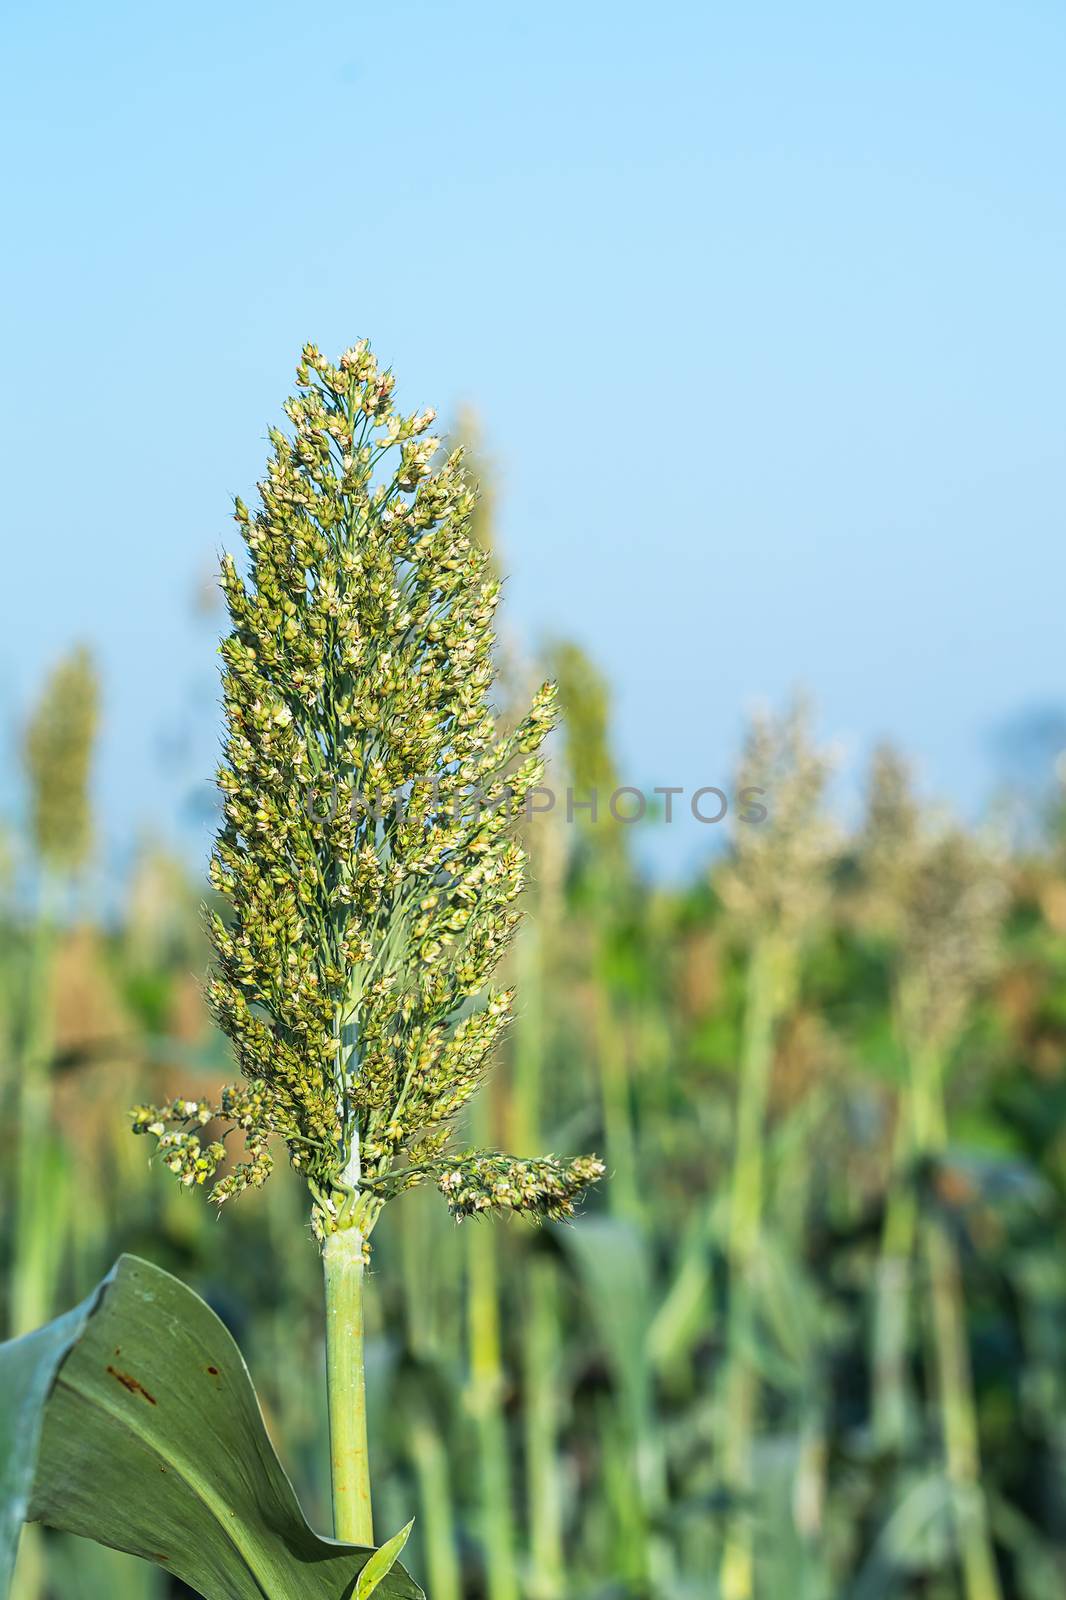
[
  {"xmin": 4, "ymin": 5, "xmax": 1066, "ymax": 1596},
  {"xmin": 5, "ymin": 608, "xmax": 1066, "ymax": 1600}
]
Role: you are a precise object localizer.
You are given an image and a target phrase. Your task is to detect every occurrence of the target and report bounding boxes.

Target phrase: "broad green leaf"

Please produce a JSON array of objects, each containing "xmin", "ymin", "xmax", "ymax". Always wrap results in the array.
[
  {"xmin": 0, "ymin": 1287, "xmax": 101, "ymax": 1597},
  {"xmin": 356, "ymin": 1519, "xmax": 413, "ymax": 1598},
  {"xmin": 45, "ymin": 1531, "xmax": 165, "ymax": 1600},
  {"xmin": 1, "ymin": 1255, "xmax": 422, "ymax": 1600}
]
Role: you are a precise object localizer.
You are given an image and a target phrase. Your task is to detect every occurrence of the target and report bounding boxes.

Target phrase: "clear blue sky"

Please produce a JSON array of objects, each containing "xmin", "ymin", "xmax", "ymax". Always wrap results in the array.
[{"xmin": 2, "ymin": 0, "xmax": 1064, "ymax": 879}]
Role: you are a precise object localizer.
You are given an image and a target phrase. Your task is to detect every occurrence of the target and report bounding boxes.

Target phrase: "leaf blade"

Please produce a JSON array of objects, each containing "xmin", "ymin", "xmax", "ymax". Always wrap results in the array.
[
  {"xmin": 0, "ymin": 1282, "xmax": 105, "ymax": 1598},
  {"xmin": 355, "ymin": 1520, "xmax": 414, "ymax": 1599},
  {"xmin": 2, "ymin": 1255, "xmax": 422, "ymax": 1600}
]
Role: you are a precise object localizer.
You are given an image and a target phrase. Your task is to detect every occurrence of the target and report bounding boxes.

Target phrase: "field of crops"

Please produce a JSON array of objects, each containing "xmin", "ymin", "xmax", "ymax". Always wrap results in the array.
[{"xmin": 4, "ymin": 610, "xmax": 1066, "ymax": 1600}]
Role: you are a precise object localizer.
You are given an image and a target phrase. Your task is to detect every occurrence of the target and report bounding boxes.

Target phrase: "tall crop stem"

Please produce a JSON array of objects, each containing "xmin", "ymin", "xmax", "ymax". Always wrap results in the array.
[
  {"xmin": 468, "ymin": 1209, "xmax": 519, "ymax": 1600},
  {"xmin": 871, "ymin": 1108, "xmax": 918, "ymax": 1455},
  {"xmin": 906, "ymin": 1030, "xmax": 1002, "ymax": 1600},
  {"xmin": 720, "ymin": 934, "xmax": 784, "ymax": 1600},
  {"xmin": 12, "ymin": 911, "xmax": 58, "ymax": 1340},
  {"xmin": 323, "ymin": 1223, "xmax": 374, "ymax": 1546},
  {"xmin": 926, "ymin": 1219, "xmax": 1002, "ymax": 1600}
]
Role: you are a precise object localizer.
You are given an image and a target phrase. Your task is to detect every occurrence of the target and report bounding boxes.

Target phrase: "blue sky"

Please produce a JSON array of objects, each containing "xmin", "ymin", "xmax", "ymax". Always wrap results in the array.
[{"xmin": 2, "ymin": 0, "xmax": 1064, "ymax": 879}]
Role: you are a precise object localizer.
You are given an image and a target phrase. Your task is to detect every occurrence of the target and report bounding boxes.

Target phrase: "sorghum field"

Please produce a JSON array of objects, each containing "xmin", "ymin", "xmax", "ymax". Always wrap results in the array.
[{"xmin": 5, "ymin": 571, "xmax": 1066, "ymax": 1600}]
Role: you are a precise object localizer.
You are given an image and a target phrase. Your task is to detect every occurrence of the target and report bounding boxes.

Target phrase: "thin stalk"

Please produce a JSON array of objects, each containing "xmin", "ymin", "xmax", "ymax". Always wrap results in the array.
[
  {"xmin": 719, "ymin": 934, "xmax": 782, "ymax": 1600},
  {"xmin": 467, "ymin": 1089, "xmax": 519, "ymax": 1600},
  {"xmin": 925, "ymin": 1219, "xmax": 1003, "ymax": 1600},
  {"xmin": 408, "ymin": 1414, "xmax": 463, "ymax": 1600},
  {"xmin": 523, "ymin": 1252, "xmax": 565, "ymax": 1600},
  {"xmin": 600, "ymin": 1398, "xmax": 649, "ymax": 1589},
  {"xmin": 9, "ymin": 900, "xmax": 60, "ymax": 1600},
  {"xmin": 870, "ymin": 1106, "xmax": 918, "ymax": 1456},
  {"xmin": 396, "ymin": 1189, "xmax": 462, "ymax": 1595},
  {"xmin": 512, "ymin": 917, "xmax": 566, "ymax": 1598},
  {"xmin": 11, "ymin": 908, "xmax": 58, "ymax": 1338},
  {"xmin": 907, "ymin": 1032, "xmax": 1002, "ymax": 1600},
  {"xmin": 323, "ymin": 1221, "xmax": 374, "ymax": 1545}
]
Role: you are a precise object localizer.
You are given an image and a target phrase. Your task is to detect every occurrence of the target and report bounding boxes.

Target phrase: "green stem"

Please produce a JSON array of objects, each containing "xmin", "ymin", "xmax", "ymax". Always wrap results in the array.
[
  {"xmin": 871, "ymin": 1110, "xmax": 918, "ymax": 1456},
  {"xmin": 468, "ymin": 1078, "xmax": 518, "ymax": 1600},
  {"xmin": 322, "ymin": 1223, "xmax": 374, "ymax": 1546},
  {"xmin": 904, "ymin": 1021, "xmax": 1001, "ymax": 1600},
  {"xmin": 512, "ymin": 921, "xmax": 566, "ymax": 1599},
  {"xmin": 468, "ymin": 1214, "xmax": 519, "ymax": 1600},
  {"xmin": 12, "ymin": 906, "xmax": 58, "ymax": 1339},
  {"xmin": 925, "ymin": 1219, "xmax": 1003, "ymax": 1600},
  {"xmin": 720, "ymin": 934, "xmax": 783, "ymax": 1600},
  {"xmin": 409, "ymin": 1415, "xmax": 462, "ymax": 1600},
  {"xmin": 523, "ymin": 1253, "xmax": 565, "ymax": 1600}
]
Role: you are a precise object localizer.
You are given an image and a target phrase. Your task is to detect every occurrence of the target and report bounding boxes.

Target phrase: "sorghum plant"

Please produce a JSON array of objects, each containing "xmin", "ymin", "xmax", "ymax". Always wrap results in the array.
[
  {"xmin": 714, "ymin": 701, "xmax": 835, "ymax": 1600},
  {"xmin": 131, "ymin": 341, "xmax": 603, "ymax": 1544},
  {"xmin": 23, "ymin": 645, "xmax": 98, "ymax": 883},
  {"xmin": 548, "ymin": 642, "xmax": 641, "ymax": 1222},
  {"xmin": 10, "ymin": 647, "xmax": 98, "ymax": 1600},
  {"xmin": 14, "ymin": 645, "xmax": 100, "ymax": 1339},
  {"xmin": 861, "ymin": 749, "xmax": 1006, "ymax": 1600}
]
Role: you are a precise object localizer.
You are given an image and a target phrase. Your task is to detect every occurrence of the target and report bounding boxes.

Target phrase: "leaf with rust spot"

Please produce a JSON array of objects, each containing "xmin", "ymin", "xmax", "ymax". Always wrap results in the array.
[
  {"xmin": 106, "ymin": 1366, "xmax": 157, "ymax": 1404},
  {"xmin": 0, "ymin": 1256, "xmax": 423, "ymax": 1600}
]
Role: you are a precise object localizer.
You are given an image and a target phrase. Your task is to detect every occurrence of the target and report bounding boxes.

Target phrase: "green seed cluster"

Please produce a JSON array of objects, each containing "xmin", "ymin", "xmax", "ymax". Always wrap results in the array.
[
  {"xmin": 133, "ymin": 341, "xmax": 601, "ymax": 1238},
  {"xmin": 718, "ymin": 701, "xmax": 835, "ymax": 942},
  {"xmin": 861, "ymin": 747, "xmax": 1006, "ymax": 1048},
  {"xmin": 438, "ymin": 1152, "xmax": 607, "ymax": 1222}
]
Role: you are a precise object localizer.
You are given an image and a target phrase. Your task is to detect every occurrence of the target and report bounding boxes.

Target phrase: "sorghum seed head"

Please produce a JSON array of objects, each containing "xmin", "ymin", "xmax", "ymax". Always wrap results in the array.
[{"xmin": 133, "ymin": 342, "xmax": 601, "ymax": 1240}]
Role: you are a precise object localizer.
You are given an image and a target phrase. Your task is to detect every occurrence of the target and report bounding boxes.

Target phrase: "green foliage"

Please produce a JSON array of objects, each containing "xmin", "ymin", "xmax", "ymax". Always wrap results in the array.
[
  {"xmin": 355, "ymin": 1519, "xmax": 414, "ymax": 1598},
  {"xmin": 0, "ymin": 1290, "xmax": 95, "ymax": 1596},
  {"xmin": 4, "ymin": 405, "xmax": 1066, "ymax": 1595},
  {"xmin": 0, "ymin": 1256, "xmax": 421, "ymax": 1600}
]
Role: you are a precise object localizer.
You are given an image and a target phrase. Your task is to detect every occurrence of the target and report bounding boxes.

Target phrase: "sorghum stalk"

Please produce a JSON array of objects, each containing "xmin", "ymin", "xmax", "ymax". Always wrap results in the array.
[
  {"xmin": 550, "ymin": 643, "xmax": 641, "ymax": 1221},
  {"xmin": 395, "ymin": 1190, "xmax": 461, "ymax": 1595},
  {"xmin": 322, "ymin": 1202, "xmax": 374, "ymax": 1544},
  {"xmin": 132, "ymin": 342, "xmax": 603, "ymax": 1548},
  {"xmin": 523, "ymin": 1251, "xmax": 565, "ymax": 1599},
  {"xmin": 11, "ymin": 909, "xmax": 59, "ymax": 1341},
  {"xmin": 467, "ymin": 1090, "xmax": 520, "ymax": 1600},
  {"xmin": 861, "ymin": 757, "xmax": 1004, "ymax": 1600},
  {"xmin": 513, "ymin": 917, "xmax": 566, "ymax": 1600},
  {"xmin": 862, "ymin": 749, "xmax": 924, "ymax": 1461},
  {"xmin": 925, "ymin": 1217, "xmax": 1002, "ymax": 1600},
  {"xmin": 909, "ymin": 1023, "xmax": 1001, "ymax": 1600},
  {"xmin": 716, "ymin": 704, "xmax": 833, "ymax": 1600},
  {"xmin": 870, "ymin": 1105, "xmax": 917, "ymax": 1455},
  {"xmin": 407, "ymin": 1414, "xmax": 462, "ymax": 1600},
  {"xmin": 718, "ymin": 935, "xmax": 783, "ymax": 1600},
  {"xmin": 13, "ymin": 646, "xmax": 98, "ymax": 1340},
  {"xmin": 910, "ymin": 1024, "xmax": 1002, "ymax": 1600},
  {"xmin": 11, "ymin": 647, "xmax": 97, "ymax": 1600}
]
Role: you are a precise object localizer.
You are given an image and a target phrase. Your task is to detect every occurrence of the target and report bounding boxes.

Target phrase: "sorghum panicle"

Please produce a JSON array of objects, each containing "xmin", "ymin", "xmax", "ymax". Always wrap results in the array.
[
  {"xmin": 861, "ymin": 747, "xmax": 1006, "ymax": 1047},
  {"xmin": 133, "ymin": 342, "xmax": 603, "ymax": 1240},
  {"xmin": 24, "ymin": 645, "xmax": 99, "ymax": 875},
  {"xmin": 718, "ymin": 700, "xmax": 836, "ymax": 947}
]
